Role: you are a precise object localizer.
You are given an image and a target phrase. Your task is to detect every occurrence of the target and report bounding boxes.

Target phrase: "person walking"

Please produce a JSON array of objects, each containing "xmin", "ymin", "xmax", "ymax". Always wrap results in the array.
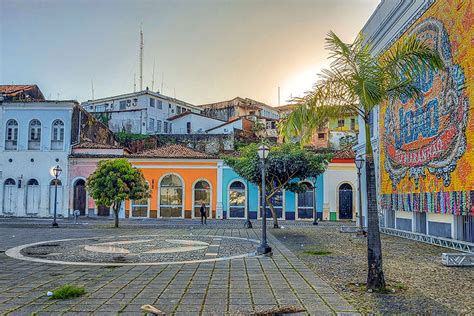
[{"xmin": 200, "ymin": 202, "xmax": 207, "ymax": 225}]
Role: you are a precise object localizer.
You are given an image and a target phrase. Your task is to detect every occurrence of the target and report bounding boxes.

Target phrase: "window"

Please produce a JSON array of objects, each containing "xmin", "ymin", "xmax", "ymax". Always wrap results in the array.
[
  {"xmin": 297, "ymin": 182, "xmax": 314, "ymax": 219},
  {"xmin": 159, "ymin": 174, "xmax": 183, "ymax": 217},
  {"xmin": 177, "ymin": 106, "xmax": 182, "ymax": 114},
  {"xmin": 150, "ymin": 98, "xmax": 155, "ymax": 107},
  {"xmin": 131, "ymin": 198, "xmax": 148, "ymax": 217},
  {"xmin": 318, "ymin": 133, "xmax": 325, "ymax": 139},
  {"xmin": 157, "ymin": 120, "xmax": 162, "ymax": 133},
  {"xmin": 5, "ymin": 119, "xmax": 18, "ymax": 150},
  {"xmin": 148, "ymin": 118, "xmax": 155, "ymax": 132},
  {"xmin": 337, "ymin": 119, "xmax": 345, "ymax": 128},
  {"xmin": 194, "ymin": 180, "xmax": 211, "ymax": 218},
  {"xmin": 260, "ymin": 190, "xmax": 283, "ymax": 219},
  {"xmin": 51, "ymin": 120, "xmax": 65, "ymax": 150},
  {"xmin": 119, "ymin": 100, "xmax": 127, "ymax": 110},
  {"xmin": 164, "ymin": 121, "xmax": 168, "ymax": 133},
  {"xmin": 187, "ymin": 122, "xmax": 191, "ymax": 134},
  {"xmin": 168, "ymin": 123, "xmax": 172, "ymax": 134},
  {"xmin": 157, "ymin": 100, "xmax": 163, "ymax": 109},
  {"xmin": 229, "ymin": 181, "xmax": 246, "ymax": 218},
  {"xmin": 28, "ymin": 119, "xmax": 41, "ymax": 150},
  {"xmin": 350, "ymin": 118, "xmax": 356, "ymax": 130}
]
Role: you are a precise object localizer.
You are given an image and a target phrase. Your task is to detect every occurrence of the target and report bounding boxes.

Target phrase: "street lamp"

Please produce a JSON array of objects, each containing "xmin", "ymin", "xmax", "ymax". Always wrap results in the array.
[
  {"xmin": 312, "ymin": 181, "xmax": 318, "ymax": 225},
  {"xmin": 244, "ymin": 179, "xmax": 253, "ymax": 229},
  {"xmin": 257, "ymin": 144, "xmax": 272, "ymax": 256},
  {"xmin": 354, "ymin": 157, "xmax": 365, "ymax": 233},
  {"xmin": 51, "ymin": 165, "xmax": 62, "ymax": 227}
]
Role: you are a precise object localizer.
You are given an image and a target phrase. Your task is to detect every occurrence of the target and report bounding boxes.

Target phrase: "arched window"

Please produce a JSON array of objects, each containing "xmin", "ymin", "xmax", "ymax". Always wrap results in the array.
[
  {"xmin": 297, "ymin": 182, "xmax": 314, "ymax": 219},
  {"xmin": 49, "ymin": 179, "xmax": 63, "ymax": 215},
  {"xmin": 259, "ymin": 190, "xmax": 283, "ymax": 219},
  {"xmin": 26, "ymin": 179, "xmax": 40, "ymax": 214},
  {"xmin": 51, "ymin": 120, "xmax": 65, "ymax": 150},
  {"xmin": 229, "ymin": 181, "xmax": 246, "ymax": 218},
  {"xmin": 194, "ymin": 180, "xmax": 211, "ymax": 218},
  {"xmin": 159, "ymin": 174, "xmax": 183, "ymax": 217},
  {"xmin": 5, "ymin": 119, "xmax": 19, "ymax": 150},
  {"xmin": 3, "ymin": 178, "xmax": 17, "ymax": 214},
  {"xmin": 28, "ymin": 119, "xmax": 41, "ymax": 150}
]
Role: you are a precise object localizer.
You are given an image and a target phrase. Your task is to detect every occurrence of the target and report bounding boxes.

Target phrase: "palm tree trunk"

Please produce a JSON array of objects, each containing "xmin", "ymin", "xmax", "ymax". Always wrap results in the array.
[
  {"xmin": 364, "ymin": 120, "xmax": 386, "ymax": 291},
  {"xmin": 266, "ymin": 198, "xmax": 279, "ymax": 228}
]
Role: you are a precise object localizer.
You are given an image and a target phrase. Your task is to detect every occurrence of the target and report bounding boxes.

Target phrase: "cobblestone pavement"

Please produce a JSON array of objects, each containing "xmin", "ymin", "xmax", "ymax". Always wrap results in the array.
[{"xmin": 0, "ymin": 219, "xmax": 357, "ymax": 315}]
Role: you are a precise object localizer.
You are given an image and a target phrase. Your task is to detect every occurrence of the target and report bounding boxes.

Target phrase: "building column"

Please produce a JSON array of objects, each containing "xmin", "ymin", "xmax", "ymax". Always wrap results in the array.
[{"xmin": 216, "ymin": 161, "xmax": 223, "ymax": 219}]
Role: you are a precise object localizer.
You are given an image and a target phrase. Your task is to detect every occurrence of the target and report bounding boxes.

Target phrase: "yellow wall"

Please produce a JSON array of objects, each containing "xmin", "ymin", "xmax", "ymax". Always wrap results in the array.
[{"xmin": 379, "ymin": 0, "xmax": 473, "ymax": 215}]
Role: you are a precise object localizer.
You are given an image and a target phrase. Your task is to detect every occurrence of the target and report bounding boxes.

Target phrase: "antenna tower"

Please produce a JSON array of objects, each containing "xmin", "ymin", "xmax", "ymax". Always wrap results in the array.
[{"xmin": 139, "ymin": 25, "xmax": 144, "ymax": 91}]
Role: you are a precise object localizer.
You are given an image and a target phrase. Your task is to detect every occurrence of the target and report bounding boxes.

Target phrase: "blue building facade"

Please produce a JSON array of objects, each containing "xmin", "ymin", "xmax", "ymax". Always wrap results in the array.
[{"xmin": 221, "ymin": 166, "xmax": 324, "ymax": 220}]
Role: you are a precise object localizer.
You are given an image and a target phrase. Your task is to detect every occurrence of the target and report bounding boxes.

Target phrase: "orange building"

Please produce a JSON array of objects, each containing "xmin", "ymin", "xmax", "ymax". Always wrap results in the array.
[{"xmin": 126, "ymin": 145, "xmax": 220, "ymax": 219}]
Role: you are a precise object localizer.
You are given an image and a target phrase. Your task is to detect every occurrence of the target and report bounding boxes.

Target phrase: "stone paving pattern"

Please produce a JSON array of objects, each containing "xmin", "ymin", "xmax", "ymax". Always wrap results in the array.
[{"xmin": 0, "ymin": 220, "xmax": 358, "ymax": 315}]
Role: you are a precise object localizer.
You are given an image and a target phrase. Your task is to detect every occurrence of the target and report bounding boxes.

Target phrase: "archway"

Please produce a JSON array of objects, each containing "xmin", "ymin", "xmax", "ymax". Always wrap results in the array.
[
  {"xmin": 228, "ymin": 181, "xmax": 246, "ymax": 219},
  {"xmin": 26, "ymin": 179, "xmax": 40, "ymax": 214},
  {"xmin": 193, "ymin": 180, "xmax": 211, "ymax": 218},
  {"xmin": 49, "ymin": 179, "xmax": 63, "ymax": 215},
  {"xmin": 73, "ymin": 179, "xmax": 86, "ymax": 216},
  {"xmin": 3, "ymin": 178, "xmax": 17, "ymax": 214},
  {"xmin": 297, "ymin": 182, "xmax": 314, "ymax": 219},
  {"xmin": 159, "ymin": 174, "xmax": 183, "ymax": 218},
  {"xmin": 338, "ymin": 183, "xmax": 353, "ymax": 220}
]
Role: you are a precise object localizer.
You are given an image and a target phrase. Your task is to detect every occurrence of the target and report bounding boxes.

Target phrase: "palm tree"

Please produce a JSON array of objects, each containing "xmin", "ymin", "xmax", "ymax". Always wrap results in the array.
[{"xmin": 280, "ymin": 31, "xmax": 444, "ymax": 291}]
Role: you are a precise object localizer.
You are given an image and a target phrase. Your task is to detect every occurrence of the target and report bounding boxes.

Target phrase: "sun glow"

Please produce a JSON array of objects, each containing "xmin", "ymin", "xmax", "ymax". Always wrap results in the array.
[{"xmin": 280, "ymin": 63, "xmax": 328, "ymax": 104}]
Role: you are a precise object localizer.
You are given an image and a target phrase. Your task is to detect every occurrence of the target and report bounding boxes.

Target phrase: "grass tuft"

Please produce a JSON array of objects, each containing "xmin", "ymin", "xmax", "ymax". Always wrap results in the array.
[
  {"xmin": 50, "ymin": 285, "xmax": 86, "ymax": 300},
  {"xmin": 303, "ymin": 250, "xmax": 332, "ymax": 256}
]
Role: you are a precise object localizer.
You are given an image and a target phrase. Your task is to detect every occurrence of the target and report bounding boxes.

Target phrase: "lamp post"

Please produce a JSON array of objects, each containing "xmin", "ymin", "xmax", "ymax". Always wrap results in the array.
[
  {"xmin": 244, "ymin": 180, "xmax": 252, "ymax": 228},
  {"xmin": 312, "ymin": 180, "xmax": 318, "ymax": 225},
  {"xmin": 354, "ymin": 157, "xmax": 364, "ymax": 233},
  {"xmin": 51, "ymin": 165, "xmax": 62, "ymax": 227},
  {"xmin": 256, "ymin": 144, "xmax": 272, "ymax": 256}
]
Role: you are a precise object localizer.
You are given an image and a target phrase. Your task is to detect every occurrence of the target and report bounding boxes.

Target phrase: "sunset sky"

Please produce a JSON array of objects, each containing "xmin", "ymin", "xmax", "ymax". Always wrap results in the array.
[{"xmin": 1, "ymin": 0, "xmax": 379, "ymax": 106}]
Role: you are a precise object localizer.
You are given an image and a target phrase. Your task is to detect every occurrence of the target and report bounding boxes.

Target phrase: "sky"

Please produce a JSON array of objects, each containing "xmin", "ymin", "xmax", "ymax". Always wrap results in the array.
[{"xmin": 0, "ymin": 0, "xmax": 379, "ymax": 106}]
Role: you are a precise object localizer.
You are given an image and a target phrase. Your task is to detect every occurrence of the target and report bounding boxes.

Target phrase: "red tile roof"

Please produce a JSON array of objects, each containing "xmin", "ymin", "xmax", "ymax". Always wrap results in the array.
[
  {"xmin": 131, "ymin": 144, "xmax": 215, "ymax": 159},
  {"xmin": 0, "ymin": 84, "xmax": 45, "ymax": 100},
  {"xmin": 333, "ymin": 146, "xmax": 356, "ymax": 160}
]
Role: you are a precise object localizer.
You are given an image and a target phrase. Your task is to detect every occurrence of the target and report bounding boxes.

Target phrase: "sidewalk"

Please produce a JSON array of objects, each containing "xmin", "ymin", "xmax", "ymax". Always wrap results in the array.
[{"xmin": 0, "ymin": 222, "xmax": 358, "ymax": 315}]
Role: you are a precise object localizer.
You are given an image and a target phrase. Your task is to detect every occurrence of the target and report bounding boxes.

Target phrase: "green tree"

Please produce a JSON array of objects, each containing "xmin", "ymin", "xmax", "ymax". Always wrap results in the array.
[
  {"xmin": 223, "ymin": 143, "xmax": 332, "ymax": 228},
  {"xmin": 280, "ymin": 32, "xmax": 444, "ymax": 291},
  {"xmin": 86, "ymin": 158, "xmax": 150, "ymax": 228}
]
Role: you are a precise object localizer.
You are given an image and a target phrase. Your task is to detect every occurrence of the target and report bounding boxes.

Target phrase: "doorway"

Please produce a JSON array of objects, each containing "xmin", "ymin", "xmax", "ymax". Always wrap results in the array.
[
  {"xmin": 73, "ymin": 179, "xmax": 86, "ymax": 216},
  {"xmin": 338, "ymin": 183, "xmax": 353, "ymax": 220}
]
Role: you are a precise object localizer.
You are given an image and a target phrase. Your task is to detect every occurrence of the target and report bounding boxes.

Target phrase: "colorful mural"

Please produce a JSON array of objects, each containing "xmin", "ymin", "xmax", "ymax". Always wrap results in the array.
[{"xmin": 380, "ymin": 0, "xmax": 474, "ymax": 215}]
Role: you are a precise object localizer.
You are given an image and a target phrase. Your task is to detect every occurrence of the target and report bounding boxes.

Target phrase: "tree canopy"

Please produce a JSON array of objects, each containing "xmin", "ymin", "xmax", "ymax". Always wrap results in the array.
[
  {"xmin": 86, "ymin": 158, "xmax": 150, "ymax": 227},
  {"xmin": 223, "ymin": 143, "xmax": 332, "ymax": 228}
]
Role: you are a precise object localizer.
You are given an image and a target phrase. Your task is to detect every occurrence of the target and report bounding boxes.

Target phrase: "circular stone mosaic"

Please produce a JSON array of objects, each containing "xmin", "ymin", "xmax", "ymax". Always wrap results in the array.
[{"xmin": 5, "ymin": 235, "xmax": 259, "ymax": 266}]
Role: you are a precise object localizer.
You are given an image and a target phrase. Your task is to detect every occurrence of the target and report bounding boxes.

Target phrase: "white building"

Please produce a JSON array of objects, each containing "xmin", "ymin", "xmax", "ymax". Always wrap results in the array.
[
  {"xmin": 0, "ymin": 101, "xmax": 75, "ymax": 217},
  {"xmin": 167, "ymin": 112, "xmax": 228, "ymax": 134},
  {"xmin": 82, "ymin": 88, "xmax": 201, "ymax": 135}
]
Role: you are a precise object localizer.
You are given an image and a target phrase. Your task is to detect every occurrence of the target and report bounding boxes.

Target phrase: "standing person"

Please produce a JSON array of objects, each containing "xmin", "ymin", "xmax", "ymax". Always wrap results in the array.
[{"xmin": 200, "ymin": 202, "xmax": 207, "ymax": 225}]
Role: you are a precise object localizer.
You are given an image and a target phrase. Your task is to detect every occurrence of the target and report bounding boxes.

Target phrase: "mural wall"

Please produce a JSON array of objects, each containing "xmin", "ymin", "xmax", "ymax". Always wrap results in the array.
[{"xmin": 380, "ymin": 0, "xmax": 473, "ymax": 216}]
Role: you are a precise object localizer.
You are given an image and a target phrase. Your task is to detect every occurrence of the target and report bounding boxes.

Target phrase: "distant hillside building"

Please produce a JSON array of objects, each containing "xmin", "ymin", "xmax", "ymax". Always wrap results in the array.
[
  {"xmin": 81, "ymin": 88, "xmax": 201, "ymax": 135},
  {"xmin": 199, "ymin": 97, "xmax": 280, "ymax": 138},
  {"xmin": 276, "ymin": 104, "xmax": 358, "ymax": 149}
]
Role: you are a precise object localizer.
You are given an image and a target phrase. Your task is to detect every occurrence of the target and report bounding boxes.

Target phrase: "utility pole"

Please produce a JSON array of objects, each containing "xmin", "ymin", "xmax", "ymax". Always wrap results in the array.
[
  {"xmin": 139, "ymin": 25, "xmax": 144, "ymax": 91},
  {"xmin": 133, "ymin": 73, "xmax": 137, "ymax": 92},
  {"xmin": 278, "ymin": 86, "xmax": 280, "ymax": 106},
  {"xmin": 151, "ymin": 60, "xmax": 155, "ymax": 91},
  {"xmin": 161, "ymin": 72, "xmax": 164, "ymax": 94},
  {"xmin": 91, "ymin": 80, "xmax": 94, "ymax": 100}
]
